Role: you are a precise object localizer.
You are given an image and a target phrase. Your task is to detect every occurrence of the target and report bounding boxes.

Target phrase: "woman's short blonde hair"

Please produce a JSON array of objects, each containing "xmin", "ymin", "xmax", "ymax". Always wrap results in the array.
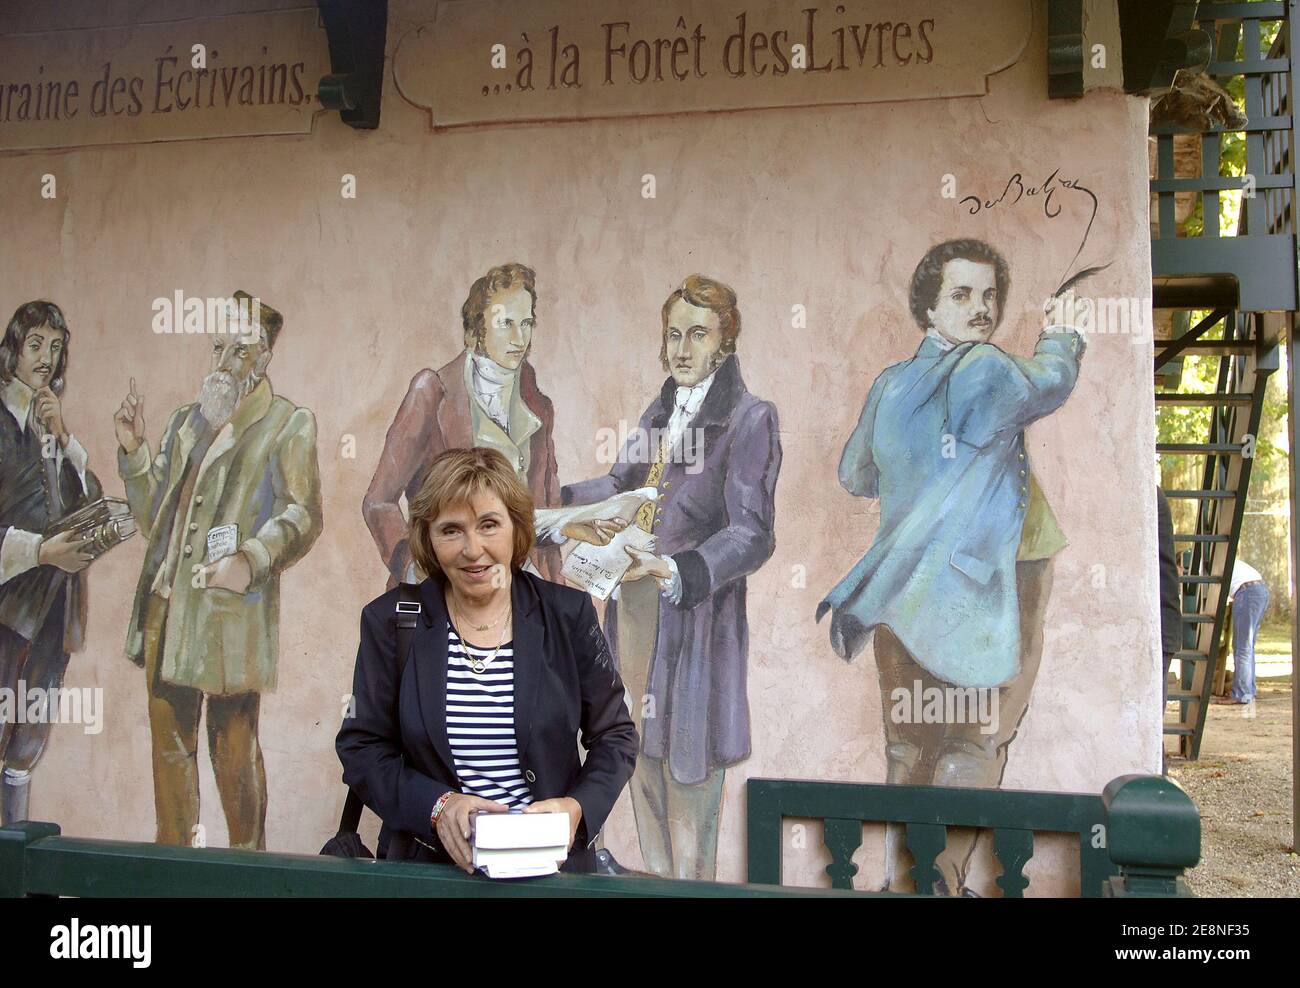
[{"xmin": 408, "ymin": 447, "xmax": 536, "ymax": 581}]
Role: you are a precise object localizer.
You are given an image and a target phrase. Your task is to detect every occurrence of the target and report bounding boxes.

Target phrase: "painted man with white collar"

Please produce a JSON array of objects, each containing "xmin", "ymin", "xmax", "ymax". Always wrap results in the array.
[
  {"xmin": 563, "ymin": 275, "xmax": 782, "ymax": 880},
  {"xmin": 115, "ymin": 292, "xmax": 322, "ymax": 848},
  {"xmin": 817, "ymin": 239, "xmax": 1086, "ymax": 894},
  {"xmin": 364, "ymin": 263, "xmax": 566, "ymax": 585},
  {"xmin": 0, "ymin": 301, "xmax": 102, "ymax": 824}
]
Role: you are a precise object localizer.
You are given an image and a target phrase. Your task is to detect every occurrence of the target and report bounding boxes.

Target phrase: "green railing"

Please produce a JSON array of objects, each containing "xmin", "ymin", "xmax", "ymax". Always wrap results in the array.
[
  {"xmin": 1, "ymin": 776, "xmax": 1198, "ymax": 898},
  {"xmin": 747, "ymin": 774, "xmax": 1200, "ymax": 897},
  {"xmin": 0, "ymin": 821, "xmax": 862, "ymax": 898}
]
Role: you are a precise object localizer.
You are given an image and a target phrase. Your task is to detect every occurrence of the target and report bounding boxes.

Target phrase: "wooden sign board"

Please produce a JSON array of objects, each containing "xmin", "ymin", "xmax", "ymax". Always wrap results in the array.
[
  {"xmin": 0, "ymin": 7, "xmax": 329, "ymax": 152},
  {"xmin": 394, "ymin": 0, "xmax": 1034, "ymax": 129}
]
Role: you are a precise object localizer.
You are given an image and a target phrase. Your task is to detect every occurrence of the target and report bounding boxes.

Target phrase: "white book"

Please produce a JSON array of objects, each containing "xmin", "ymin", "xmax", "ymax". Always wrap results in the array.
[{"xmin": 472, "ymin": 811, "xmax": 570, "ymax": 879}]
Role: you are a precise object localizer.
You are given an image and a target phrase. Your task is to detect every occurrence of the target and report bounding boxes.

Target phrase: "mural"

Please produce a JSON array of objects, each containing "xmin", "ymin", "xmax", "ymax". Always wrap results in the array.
[
  {"xmin": 0, "ymin": 301, "xmax": 107, "ymax": 826},
  {"xmin": 114, "ymin": 293, "xmax": 322, "ymax": 849},
  {"xmin": 0, "ymin": 0, "xmax": 1164, "ymax": 893},
  {"xmin": 816, "ymin": 240, "xmax": 1086, "ymax": 893},
  {"xmin": 563, "ymin": 275, "xmax": 782, "ymax": 880}
]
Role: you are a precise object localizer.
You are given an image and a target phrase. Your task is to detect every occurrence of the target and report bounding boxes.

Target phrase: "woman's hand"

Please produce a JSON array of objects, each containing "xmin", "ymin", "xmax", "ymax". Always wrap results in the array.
[
  {"xmin": 523, "ymin": 796, "xmax": 583, "ymax": 850},
  {"xmin": 435, "ymin": 793, "xmax": 509, "ymax": 873}
]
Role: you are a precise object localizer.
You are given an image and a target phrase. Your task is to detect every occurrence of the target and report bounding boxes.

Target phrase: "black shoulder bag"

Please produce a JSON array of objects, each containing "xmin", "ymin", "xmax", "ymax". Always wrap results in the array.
[{"xmin": 320, "ymin": 582, "xmax": 423, "ymax": 859}]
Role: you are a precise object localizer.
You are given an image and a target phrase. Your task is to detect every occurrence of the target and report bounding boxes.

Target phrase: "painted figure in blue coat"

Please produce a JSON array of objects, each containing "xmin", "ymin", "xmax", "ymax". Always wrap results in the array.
[{"xmin": 816, "ymin": 240, "xmax": 1085, "ymax": 894}]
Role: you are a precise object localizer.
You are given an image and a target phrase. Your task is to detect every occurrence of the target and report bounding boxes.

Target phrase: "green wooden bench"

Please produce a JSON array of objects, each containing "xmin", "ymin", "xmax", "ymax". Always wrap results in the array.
[{"xmin": 747, "ymin": 774, "xmax": 1200, "ymax": 897}]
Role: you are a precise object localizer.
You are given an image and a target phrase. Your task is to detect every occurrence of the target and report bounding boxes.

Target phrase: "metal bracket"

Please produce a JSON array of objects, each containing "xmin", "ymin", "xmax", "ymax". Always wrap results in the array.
[
  {"xmin": 1048, "ymin": 0, "xmax": 1086, "ymax": 98},
  {"xmin": 316, "ymin": 0, "xmax": 388, "ymax": 130},
  {"xmin": 1119, "ymin": 0, "xmax": 1213, "ymax": 96}
]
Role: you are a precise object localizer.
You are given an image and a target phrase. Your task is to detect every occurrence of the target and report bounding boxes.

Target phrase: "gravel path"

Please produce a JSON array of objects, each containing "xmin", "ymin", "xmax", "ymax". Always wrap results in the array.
[{"xmin": 1168, "ymin": 678, "xmax": 1298, "ymax": 897}]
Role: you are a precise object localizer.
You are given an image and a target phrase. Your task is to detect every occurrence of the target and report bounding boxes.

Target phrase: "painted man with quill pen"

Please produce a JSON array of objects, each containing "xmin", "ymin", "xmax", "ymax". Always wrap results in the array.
[{"xmin": 815, "ymin": 239, "xmax": 1087, "ymax": 894}]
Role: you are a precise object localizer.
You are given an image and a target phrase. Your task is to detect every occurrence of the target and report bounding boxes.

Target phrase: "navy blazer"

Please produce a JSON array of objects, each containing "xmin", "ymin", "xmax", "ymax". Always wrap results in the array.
[{"xmin": 336, "ymin": 569, "xmax": 638, "ymax": 870}]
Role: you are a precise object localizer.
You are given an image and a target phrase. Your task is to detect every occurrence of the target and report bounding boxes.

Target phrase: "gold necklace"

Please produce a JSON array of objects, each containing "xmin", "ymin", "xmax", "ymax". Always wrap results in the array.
[
  {"xmin": 448, "ymin": 591, "xmax": 509, "ymax": 632},
  {"xmin": 463, "ymin": 612, "xmax": 511, "ymax": 674},
  {"xmin": 449, "ymin": 599, "xmax": 512, "ymax": 673}
]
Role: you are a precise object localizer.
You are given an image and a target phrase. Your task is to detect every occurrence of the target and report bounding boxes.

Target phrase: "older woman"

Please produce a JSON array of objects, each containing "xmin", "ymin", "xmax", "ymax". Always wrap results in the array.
[{"xmin": 337, "ymin": 447, "xmax": 638, "ymax": 873}]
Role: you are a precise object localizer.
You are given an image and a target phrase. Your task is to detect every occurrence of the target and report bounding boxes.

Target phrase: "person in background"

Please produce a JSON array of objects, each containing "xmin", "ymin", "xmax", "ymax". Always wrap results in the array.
[
  {"xmin": 1214, "ymin": 557, "xmax": 1269, "ymax": 705},
  {"xmin": 1156, "ymin": 486, "xmax": 1180, "ymax": 773},
  {"xmin": 1156, "ymin": 487, "xmax": 1181, "ymax": 702}
]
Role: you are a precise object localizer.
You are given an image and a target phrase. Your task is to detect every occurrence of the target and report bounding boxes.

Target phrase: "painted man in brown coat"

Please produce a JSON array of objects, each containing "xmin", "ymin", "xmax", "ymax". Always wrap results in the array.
[{"xmin": 363, "ymin": 263, "xmax": 561, "ymax": 585}]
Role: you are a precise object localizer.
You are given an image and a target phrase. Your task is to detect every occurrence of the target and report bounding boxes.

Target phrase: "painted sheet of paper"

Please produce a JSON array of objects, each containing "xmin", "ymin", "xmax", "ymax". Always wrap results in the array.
[{"xmin": 562, "ymin": 525, "xmax": 657, "ymax": 601}]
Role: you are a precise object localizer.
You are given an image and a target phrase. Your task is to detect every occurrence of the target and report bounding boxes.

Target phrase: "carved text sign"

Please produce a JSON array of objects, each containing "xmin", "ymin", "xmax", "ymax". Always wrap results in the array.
[
  {"xmin": 394, "ymin": 0, "xmax": 1033, "ymax": 128},
  {"xmin": 0, "ymin": 8, "xmax": 329, "ymax": 152}
]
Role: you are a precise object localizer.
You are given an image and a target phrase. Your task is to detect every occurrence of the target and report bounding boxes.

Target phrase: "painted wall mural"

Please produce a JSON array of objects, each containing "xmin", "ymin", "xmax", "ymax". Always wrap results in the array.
[
  {"xmin": 0, "ymin": 0, "xmax": 1161, "ymax": 894},
  {"xmin": 364, "ymin": 264, "xmax": 564, "ymax": 586}
]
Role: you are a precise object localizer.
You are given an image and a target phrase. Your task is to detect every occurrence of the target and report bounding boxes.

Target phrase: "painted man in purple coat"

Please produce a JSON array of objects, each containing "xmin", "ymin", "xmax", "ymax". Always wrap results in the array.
[{"xmin": 562, "ymin": 275, "xmax": 781, "ymax": 880}]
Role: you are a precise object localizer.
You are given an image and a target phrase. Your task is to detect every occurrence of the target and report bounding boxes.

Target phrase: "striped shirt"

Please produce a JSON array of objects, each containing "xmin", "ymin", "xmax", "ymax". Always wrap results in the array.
[{"xmin": 445, "ymin": 622, "xmax": 533, "ymax": 808}]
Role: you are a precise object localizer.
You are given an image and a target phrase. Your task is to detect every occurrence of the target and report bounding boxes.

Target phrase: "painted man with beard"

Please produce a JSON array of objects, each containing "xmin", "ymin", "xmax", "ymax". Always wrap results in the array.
[{"xmin": 115, "ymin": 292, "xmax": 322, "ymax": 848}]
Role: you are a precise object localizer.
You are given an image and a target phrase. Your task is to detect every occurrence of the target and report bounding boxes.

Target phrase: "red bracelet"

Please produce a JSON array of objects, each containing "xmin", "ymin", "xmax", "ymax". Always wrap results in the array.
[{"xmin": 430, "ymin": 791, "xmax": 455, "ymax": 827}]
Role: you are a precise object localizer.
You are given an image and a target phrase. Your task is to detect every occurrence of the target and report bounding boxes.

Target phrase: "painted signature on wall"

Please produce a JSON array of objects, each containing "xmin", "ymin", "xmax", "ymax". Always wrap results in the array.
[
  {"xmin": 962, "ymin": 168, "xmax": 1104, "ymax": 296},
  {"xmin": 960, "ymin": 167, "xmax": 1096, "ymax": 221}
]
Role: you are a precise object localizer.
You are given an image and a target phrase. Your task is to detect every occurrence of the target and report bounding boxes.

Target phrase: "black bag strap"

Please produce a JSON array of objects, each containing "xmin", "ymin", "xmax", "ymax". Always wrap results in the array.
[
  {"xmin": 339, "ymin": 582, "xmax": 424, "ymax": 835},
  {"xmin": 392, "ymin": 580, "xmax": 423, "ymax": 681}
]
